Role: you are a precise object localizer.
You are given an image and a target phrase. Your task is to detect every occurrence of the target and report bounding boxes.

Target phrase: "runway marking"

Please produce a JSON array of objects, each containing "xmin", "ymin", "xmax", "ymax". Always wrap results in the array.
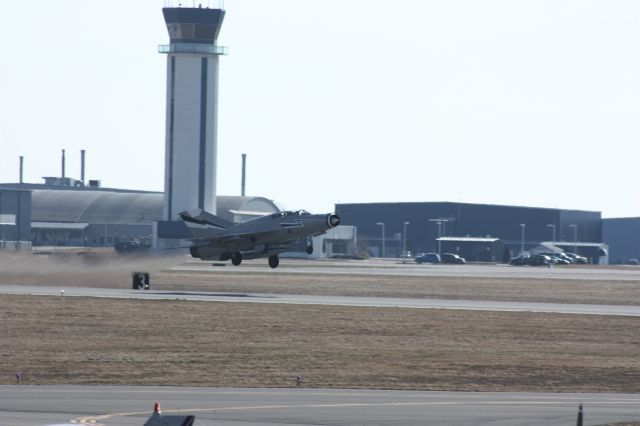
[{"xmin": 70, "ymin": 399, "xmax": 640, "ymax": 425}]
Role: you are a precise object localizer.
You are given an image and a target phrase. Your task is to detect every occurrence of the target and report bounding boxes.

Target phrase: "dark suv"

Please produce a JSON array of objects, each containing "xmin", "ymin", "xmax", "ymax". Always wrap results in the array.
[
  {"xmin": 415, "ymin": 253, "xmax": 441, "ymax": 264},
  {"xmin": 441, "ymin": 253, "xmax": 466, "ymax": 264},
  {"xmin": 509, "ymin": 254, "xmax": 530, "ymax": 266},
  {"xmin": 528, "ymin": 254, "xmax": 552, "ymax": 266}
]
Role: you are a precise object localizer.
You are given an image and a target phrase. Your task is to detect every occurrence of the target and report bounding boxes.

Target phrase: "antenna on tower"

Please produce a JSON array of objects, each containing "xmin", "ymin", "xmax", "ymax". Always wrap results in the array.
[
  {"xmin": 241, "ymin": 154, "xmax": 247, "ymax": 196},
  {"xmin": 61, "ymin": 149, "xmax": 66, "ymax": 179},
  {"xmin": 80, "ymin": 149, "xmax": 86, "ymax": 184}
]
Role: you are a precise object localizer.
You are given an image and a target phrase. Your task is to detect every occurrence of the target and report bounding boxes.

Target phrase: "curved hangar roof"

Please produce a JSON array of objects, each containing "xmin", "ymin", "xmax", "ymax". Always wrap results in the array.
[
  {"xmin": 32, "ymin": 190, "xmax": 161, "ymax": 224},
  {"xmin": 31, "ymin": 190, "xmax": 279, "ymax": 225}
]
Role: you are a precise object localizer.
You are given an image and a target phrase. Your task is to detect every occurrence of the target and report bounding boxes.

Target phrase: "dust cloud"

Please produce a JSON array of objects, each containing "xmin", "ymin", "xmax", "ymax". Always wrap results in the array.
[{"xmin": 0, "ymin": 249, "xmax": 187, "ymax": 288}]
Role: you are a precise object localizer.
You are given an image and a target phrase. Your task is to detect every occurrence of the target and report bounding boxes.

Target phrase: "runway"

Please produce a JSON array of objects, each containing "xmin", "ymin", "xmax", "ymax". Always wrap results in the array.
[
  {"xmin": 2, "ymin": 284, "xmax": 640, "ymax": 316},
  {"xmin": 172, "ymin": 259, "xmax": 640, "ymax": 281},
  {"xmin": 2, "ymin": 385, "xmax": 640, "ymax": 426}
]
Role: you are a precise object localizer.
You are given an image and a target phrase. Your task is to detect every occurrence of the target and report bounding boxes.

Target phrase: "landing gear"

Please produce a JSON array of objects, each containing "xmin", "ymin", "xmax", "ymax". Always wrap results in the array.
[
  {"xmin": 231, "ymin": 251, "xmax": 243, "ymax": 266},
  {"xmin": 305, "ymin": 240, "xmax": 314, "ymax": 255},
  {"xmin": 268, "ymin": 255, "xmax": 280, "ymax": 269}
]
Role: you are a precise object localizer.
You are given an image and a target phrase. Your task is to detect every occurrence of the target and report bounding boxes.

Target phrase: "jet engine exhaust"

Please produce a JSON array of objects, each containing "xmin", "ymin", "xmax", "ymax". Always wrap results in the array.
[{"xmin": 326, "ymin": 214, "xmax": 341, "ymax": 228}]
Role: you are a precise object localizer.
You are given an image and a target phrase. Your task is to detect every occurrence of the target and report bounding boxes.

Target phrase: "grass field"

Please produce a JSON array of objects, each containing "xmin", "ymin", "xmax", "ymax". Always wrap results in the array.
[
  {"xmin": 154, "ymin": 269, "xmax": 640, "ymax": 305},
  {"xmin": 2, "ymin": 252, "xmax": 640, "ymax": 306},
  {"xmin": 2, "ymin": 252, "xmax": 640, "ymax": 398},
  {"xmin": 2, "ymin": 294, "xmax": 640, "ymax": 393}
]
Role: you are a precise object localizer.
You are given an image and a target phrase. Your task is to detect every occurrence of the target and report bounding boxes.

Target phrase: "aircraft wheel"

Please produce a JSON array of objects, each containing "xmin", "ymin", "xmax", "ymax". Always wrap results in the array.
[
  {"xmin": 231, "ymin": 252, "xmax": 242, "ymax": 266},
  {"xmin": 268, "ymin": 255, "xmax": 280, "ymax": 268},
  {"xmin": 306, "ymin": 244, "xmax": 313, "ymax": 255}
]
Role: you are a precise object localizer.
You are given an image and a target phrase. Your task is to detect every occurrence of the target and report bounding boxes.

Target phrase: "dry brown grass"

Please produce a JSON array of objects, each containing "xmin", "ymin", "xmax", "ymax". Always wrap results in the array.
[
  {"xmin": 2, "ymin": 252, "xmax": 640, "ymax": 306},
  {"xmin": 2, "ymin": 294, "xmax": 640, "ymax": 393},
  {"xmin": 3, "ymin": 253, "xmax": 640, "ymax": 393}
]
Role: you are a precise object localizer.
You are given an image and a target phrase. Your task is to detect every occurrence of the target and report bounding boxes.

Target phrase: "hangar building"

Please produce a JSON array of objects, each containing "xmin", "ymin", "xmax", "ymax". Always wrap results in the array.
[
  {"xmin": 603, "ymin": 217, "xmax": 640, "ymax": 264},
  {"xmin": 336, "ymin": 202, "xmax": 604, "ymax": 262},
  {"xmin": 0, "ymin": 182, "xmax": 279, "ymax": 248}
]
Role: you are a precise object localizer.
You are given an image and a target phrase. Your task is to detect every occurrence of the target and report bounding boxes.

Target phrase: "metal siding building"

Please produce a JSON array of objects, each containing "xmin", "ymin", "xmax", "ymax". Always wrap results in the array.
[
  {"xmin": 603, "ymin": 217, "xmax": 640, "ymax": 264},
  {"xmin": 0, "ymin": 188, "xmax": 32, "ymax": 247},
  {"xmin": 335, "ymin": 202, "xmax": 601, "ymax": 259}
]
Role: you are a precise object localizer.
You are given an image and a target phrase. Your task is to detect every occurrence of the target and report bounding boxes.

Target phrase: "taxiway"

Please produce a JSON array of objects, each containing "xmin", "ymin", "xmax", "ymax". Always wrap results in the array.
[{"xmin": 2, "ymin": 386, "xmax": 640, "ymax": 426}]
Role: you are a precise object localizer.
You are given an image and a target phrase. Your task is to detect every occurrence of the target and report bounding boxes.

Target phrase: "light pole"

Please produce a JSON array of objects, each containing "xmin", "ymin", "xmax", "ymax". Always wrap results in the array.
[
  {"xmin": 520, "ymin": 223, "xmax": 526, "ymax": 255},
  {"xmin": 428, "ymin": 218, "xmax": 449, "ymax": 257},
  {"xmin": 569, "ymin": 224, "xmax": 577, "ymax": 255},
  {"xmin": 376, "ymin": 222, "xmax": 385, "ymax": 258},
  {"xmin": 547, "ymin": 224, "xmax": 556, "ymax": 257},
  {"xmin": 428, "ymin": 218, "xmax": 453, "ymax": 258},
  {"xmin": 402, "ymin": 221, "xmax": 410, "ymax": 257}
]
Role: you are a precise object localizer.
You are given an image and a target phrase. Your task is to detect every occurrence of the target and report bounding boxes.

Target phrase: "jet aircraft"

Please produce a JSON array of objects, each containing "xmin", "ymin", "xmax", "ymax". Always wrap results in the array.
[{"xmin": 180, "ymin": 208, "xmax": 341, "ymax": 268}]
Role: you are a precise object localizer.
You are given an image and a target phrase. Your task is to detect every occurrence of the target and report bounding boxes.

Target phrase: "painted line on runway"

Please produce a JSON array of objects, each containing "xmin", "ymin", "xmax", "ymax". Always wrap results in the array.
[{"xmin": 70, "ymin": 399, "xmax": 640, "ymax": 425}]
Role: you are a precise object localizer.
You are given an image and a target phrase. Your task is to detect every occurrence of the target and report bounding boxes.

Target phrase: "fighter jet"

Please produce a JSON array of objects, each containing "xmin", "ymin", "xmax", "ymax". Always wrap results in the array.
[{"xmin": 180, "ymin": 208, "xmax": 341, "ymax": 268}]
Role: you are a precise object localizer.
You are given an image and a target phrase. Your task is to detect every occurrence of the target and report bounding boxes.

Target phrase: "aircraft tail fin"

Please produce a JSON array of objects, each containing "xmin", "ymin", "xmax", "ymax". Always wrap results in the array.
[{"xmin": 179, "ymin": 209, "xmax": 233, "ymax": 237}]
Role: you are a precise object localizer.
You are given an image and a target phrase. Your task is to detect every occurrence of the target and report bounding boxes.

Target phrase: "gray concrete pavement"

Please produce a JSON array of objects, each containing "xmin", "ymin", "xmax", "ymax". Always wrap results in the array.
[
  {"xmin": 2, "ymin": 386, "xmax": 640, "ymax": 426},
  {"xmin": 2, "ymin": 284, "xmax": 640, "ymax": 316}
]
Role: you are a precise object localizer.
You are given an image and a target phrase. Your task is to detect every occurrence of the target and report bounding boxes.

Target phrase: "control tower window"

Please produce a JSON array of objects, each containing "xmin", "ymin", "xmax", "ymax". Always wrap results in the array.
[
  {"xmin": 194, "ymin": 24, "xmax": 216, "ymax": 40},
  {"xmin": 167, "ymin": 23, "xmax": 195, "ymax": 40}
]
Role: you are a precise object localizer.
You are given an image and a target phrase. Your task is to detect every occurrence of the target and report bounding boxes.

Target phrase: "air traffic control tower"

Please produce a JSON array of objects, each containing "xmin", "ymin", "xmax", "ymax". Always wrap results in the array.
[{"xmin": 159, "ymin": 6, "xmax": 226, "ymax": 220}]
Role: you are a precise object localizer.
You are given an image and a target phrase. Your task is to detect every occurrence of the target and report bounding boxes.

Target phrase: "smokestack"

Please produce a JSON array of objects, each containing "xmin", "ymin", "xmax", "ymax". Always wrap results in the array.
[
  {"xmin": 81, "ymin": 149, "xmax": 86, "ymax": 183},
  {"xmin": 241, "ymin": 153, "xmax": 247, "ymax": 196},
  {"xmin": 19, "ymin": 156, "xmax": 24, "ymax": 183},
  {"xmin": 61, "ymin": 149, "xmax": 66, "ymax": 179}
]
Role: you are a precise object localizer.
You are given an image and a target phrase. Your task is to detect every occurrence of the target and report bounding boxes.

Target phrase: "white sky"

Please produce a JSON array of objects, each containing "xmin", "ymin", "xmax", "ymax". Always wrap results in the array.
[{"xmin": 1, "ymin": 1, "xmax": 638, "ymax": 217}]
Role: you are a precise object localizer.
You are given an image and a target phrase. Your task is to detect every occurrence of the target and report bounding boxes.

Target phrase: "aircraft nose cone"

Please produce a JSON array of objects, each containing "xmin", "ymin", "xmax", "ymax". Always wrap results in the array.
[{"xmin": 327, "ymin": 214, "xmax": 341, "ymax": 228}]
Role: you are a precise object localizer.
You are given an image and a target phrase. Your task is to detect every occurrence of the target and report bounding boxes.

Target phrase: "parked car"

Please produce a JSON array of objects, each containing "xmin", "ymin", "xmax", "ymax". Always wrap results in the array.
[
  {"xmin": 528, "ymin": 254, "xmax": 553, "ymax": 266},
  {"xmin": 541, "ymin": 252, "xmax": 573, "ymax": 264},
  {"xmin": 541, "ymin": 253, "xmax": 571, "ymax": 265},
  {"xmin": 552, "ymin": 256, "xmax": 571, "ymax": 265},
  {"xmin": 508, "ymin": 254, "xmax": 530, "ymax": 266},
  {"xmin": 441, "ymin": 253, "xmax": 466, "ymax": 264},
  {"xmin": 415, "ymin": 253, "xmax": 441, "ymax": 264},
  {"xmin": 565, "ymin": 253, "xmax": 588, "ymax": 264}
]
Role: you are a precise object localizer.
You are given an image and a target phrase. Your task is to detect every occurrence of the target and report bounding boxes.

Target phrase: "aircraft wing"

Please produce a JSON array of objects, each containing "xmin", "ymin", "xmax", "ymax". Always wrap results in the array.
[{"xmin": 194, "ymin": 228, "xmax": 297, "ymax": 244}]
